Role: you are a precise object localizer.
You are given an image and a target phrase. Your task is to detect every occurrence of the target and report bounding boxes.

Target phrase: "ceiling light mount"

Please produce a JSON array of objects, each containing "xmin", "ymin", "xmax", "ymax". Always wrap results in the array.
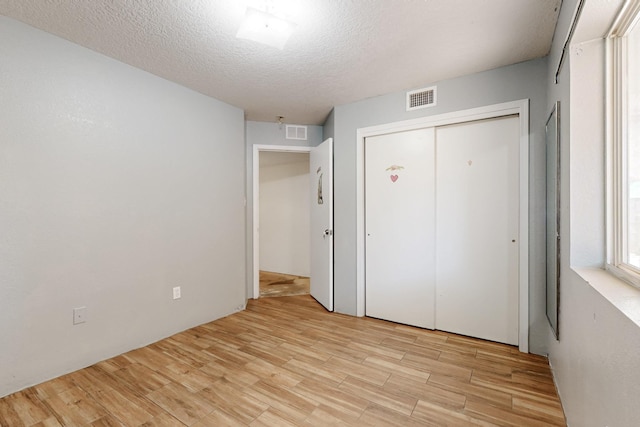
[{"xmin": 236, "ymin": 7, "xmax": 296, "ymax": 50}]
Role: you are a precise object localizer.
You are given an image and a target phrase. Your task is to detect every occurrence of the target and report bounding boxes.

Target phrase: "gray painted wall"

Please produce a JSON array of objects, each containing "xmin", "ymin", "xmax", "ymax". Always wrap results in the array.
[
  {"xmin": 245, "ymin": 121, "xmax": 323, "ymax": 298},
  {"xmin": 328, "ymin": 57, "xmax": 549, "ymax": 354},
  {"xmin": 0, "ymin": 17, "xmax": 246, "ymax": 398},
  {"xmin": 545, "ymin": 1, "xmax": 640, "ymax": 425}
]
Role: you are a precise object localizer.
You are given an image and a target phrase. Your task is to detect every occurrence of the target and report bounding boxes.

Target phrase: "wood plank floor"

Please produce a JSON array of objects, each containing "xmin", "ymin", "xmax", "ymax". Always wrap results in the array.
[{"xmin": 0, "ymin": 295, "xmax": 566, "ymax": 426}]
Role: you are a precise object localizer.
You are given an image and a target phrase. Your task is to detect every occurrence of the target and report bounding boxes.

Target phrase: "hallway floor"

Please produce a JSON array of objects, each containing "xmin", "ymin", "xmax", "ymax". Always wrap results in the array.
[{"xmin": 259, "ymin": 271, "xmax": 310, "ymax": 298}]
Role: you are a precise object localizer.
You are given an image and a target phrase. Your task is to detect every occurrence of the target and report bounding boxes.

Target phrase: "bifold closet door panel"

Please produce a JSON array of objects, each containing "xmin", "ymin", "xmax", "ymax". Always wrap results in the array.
[
  {"xmin": 365, "ymin": 128, "xmax": 436, "ymax": 329},
  {"xmin": 435, "ymin": 115, "xmax": 520, "ymax": 345}
]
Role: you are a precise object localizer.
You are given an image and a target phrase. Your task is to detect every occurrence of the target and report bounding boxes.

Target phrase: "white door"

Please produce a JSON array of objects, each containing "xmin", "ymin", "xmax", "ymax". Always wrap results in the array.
[
  {"xmin": 365, "ymin": 128, "xmax": 436, "ymax": 328},
  {"xmin": 310, "ymin": 138, "xmax": 333, "ymax": 311},
  {"xmin": 435, "ymin": 116, "xmax": 519, "ymax": 345}
]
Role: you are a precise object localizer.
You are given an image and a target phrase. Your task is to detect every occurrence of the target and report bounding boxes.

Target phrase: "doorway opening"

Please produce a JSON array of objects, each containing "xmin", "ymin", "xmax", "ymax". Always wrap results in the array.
[
  {"xmin": 252, "ymin": 145, "xmax": 311, "ymax": 299},
  {"xmin": 252, "ymin": 139, "xmax": 334, "ymax": 311}
]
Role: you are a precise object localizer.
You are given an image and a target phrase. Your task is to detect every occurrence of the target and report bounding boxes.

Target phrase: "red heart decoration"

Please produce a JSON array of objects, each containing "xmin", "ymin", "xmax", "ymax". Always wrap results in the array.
[{"xmin": 390, "ymin": 174, "xmax": 398, "ymax": 182}]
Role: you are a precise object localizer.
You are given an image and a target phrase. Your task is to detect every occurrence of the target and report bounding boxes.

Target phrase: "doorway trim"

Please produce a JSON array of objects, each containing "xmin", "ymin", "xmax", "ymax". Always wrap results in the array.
[
  {"xmin": 355, "ymin": 99, "xmax": 530, "ymax": 353},
  {"xmin": 252, "ymin": 144, "xmax": 312, "ymax": 299}
]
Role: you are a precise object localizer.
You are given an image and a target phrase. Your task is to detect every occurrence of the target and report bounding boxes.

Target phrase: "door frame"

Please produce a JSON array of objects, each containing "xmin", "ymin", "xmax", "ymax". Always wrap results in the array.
[
  {"xmin": 355, "ymin": 99, "xmax": 530, "ymax": 353},
  {"xmin": 252, "ymin": 144, "xmax": 311, "ymax": 299}
]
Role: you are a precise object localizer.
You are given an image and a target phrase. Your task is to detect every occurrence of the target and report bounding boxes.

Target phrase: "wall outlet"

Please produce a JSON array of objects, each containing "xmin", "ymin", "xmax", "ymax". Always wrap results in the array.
[
  {"xmin": 172, "ymin": 286, "xmax": 181, "ymax": 300},
  {"xmin": 73, "ymin": 307, "xmax": 87, "ymax": 325}
]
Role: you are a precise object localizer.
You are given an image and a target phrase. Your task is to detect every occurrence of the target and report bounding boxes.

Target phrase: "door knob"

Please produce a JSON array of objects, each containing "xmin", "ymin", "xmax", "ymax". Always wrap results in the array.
[{"xmin": 323, "ymin": 229, "xmax": 333, "ymax": 237}]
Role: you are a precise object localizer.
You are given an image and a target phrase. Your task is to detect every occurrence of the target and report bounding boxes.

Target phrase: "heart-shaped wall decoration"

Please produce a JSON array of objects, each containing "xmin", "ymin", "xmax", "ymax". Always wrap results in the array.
[{"xmin": 390, "ymin": 174, "xmax": 398, "ymax": 183}]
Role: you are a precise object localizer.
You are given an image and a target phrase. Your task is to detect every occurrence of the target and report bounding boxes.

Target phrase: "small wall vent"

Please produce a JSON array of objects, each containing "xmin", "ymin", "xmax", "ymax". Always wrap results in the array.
[
  {"xmin": 406, "ymin": 86, "xmax": 437, "ymax": 111},
  {"xmin": 286, "ymin": 125, "xmax": 308, "ymax": 140}
]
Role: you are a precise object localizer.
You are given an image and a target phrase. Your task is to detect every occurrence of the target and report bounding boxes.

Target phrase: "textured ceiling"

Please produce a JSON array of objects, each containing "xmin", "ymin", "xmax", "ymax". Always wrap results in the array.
[{"xmin": 0, "ymin": 0, "xmax": 561, "ymax": 125}]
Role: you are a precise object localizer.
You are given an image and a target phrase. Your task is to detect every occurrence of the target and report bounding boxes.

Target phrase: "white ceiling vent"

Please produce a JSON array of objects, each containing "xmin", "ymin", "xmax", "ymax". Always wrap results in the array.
[
  {"xmin": 406, "ymin": 86, "xmax": 437, "ymax": 111},
  {"xmin": 286, "ymin": 125, "xmax": 308, "ymax": 140}
]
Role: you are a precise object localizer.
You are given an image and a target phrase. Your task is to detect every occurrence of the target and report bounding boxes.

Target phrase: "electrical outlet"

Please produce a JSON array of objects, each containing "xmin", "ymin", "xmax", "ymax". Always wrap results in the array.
[
  {"xmin": 172, "ymin": 286, "xmax": 181, "ymax": 300},
  {"xmin": 73, "ymin": 307, "xmax": 87, "ymax": 325}
]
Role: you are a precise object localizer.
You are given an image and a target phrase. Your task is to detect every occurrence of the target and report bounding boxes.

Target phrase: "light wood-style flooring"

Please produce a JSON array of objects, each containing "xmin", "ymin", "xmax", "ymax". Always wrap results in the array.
[{"xmin": 0, "ymin": 295, "xmax": 565, "ymax": 426}]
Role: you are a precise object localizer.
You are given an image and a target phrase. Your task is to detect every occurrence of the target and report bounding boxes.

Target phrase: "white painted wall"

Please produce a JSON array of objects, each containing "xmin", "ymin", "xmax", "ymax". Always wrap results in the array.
[
  {"xmin": 245, "ymin": 121, "xmax": 323, "ymax": 296},
  {"xmin": 545, "ymin": 1, "xmax": 640, "ymax": 426},
  {"xmin": 328, "ymin": 57, "xmax": 550, "ymax": 354},
  {"xmin": 0, "ymin": 17, "xmax": 246, "ymax": 398},
  {"xmin": 259, "ymin": 153, "xmax": 310, "ymax": 276}
]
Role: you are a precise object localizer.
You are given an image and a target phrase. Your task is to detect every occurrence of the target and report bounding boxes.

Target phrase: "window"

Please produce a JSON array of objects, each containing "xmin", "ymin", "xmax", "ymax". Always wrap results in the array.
[{"xmin": 609, "ymin": 1, "xmax": 640, "ymax": 286}]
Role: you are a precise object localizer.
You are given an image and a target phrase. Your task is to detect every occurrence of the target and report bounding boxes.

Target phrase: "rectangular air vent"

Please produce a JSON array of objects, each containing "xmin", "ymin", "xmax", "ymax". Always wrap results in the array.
[
  {"xmin": 286, "ymin": 125, "xmax": 307, "ymax": 140},
  {"xmin": 406, "ymin": 86, "xmax": 437, "ymax": 111}
]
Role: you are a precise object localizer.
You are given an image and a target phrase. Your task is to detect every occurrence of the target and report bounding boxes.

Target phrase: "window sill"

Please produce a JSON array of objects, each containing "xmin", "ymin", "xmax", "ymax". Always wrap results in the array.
[{"xmin": 573, "ymin": 267, "xmax": 640, "ymax": 328}]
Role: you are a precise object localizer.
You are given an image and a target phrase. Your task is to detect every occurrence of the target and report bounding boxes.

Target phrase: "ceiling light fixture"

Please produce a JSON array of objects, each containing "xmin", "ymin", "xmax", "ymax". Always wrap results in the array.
[{"xmin": 236, "ymin": 7, "xmax": 296, "ymax": 50}]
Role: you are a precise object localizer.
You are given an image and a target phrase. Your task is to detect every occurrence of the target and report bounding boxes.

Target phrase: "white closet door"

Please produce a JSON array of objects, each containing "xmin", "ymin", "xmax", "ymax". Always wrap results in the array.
[
  {"xmin": 365, "ymin": 128, "xmax": 436, "ymax": 329},
  {"xmin": 435, "ymin": 116, "xmax": 519, "ymax": 345}
]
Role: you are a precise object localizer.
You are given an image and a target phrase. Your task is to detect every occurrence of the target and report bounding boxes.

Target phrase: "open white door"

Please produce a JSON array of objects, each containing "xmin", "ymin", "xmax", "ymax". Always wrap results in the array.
[{"xmin": 310, "ymin": 138, "xmax": 333, "ymax": 311}]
